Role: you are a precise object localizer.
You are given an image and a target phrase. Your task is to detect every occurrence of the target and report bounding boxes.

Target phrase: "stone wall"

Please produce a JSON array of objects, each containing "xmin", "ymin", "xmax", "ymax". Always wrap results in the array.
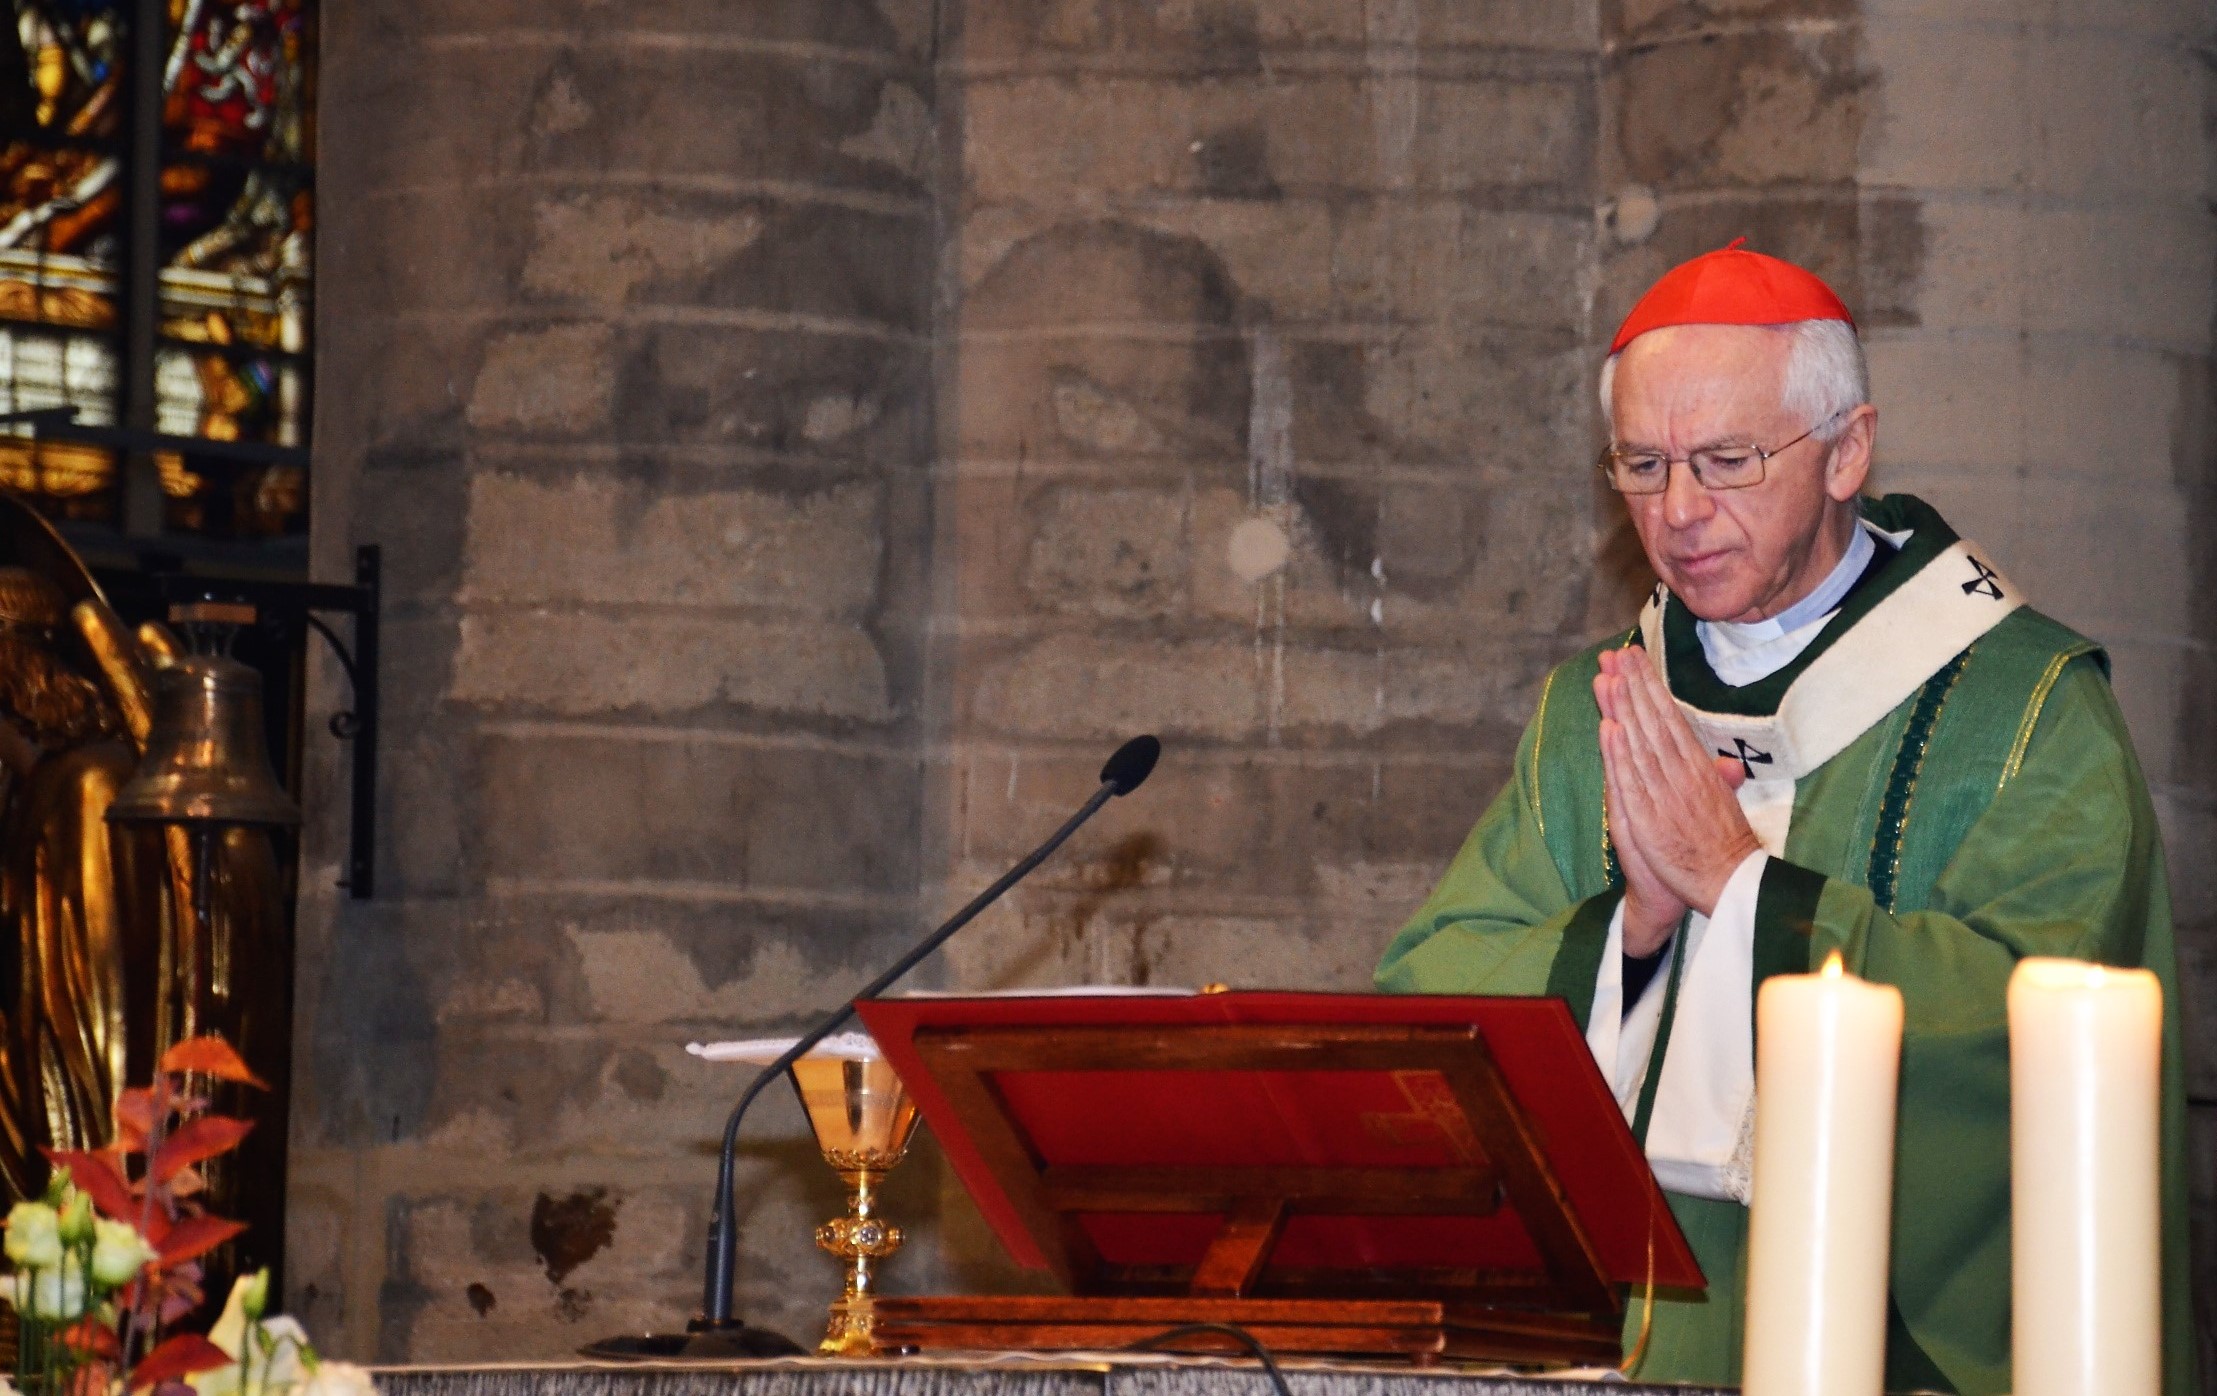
[
  {"xmin": 294, "ymin": 0, "xmax": 942, "ymax": 1357},
  {"xmin": 297, "ymin": 0, "xmax": 2217, "ymax": 1373}
]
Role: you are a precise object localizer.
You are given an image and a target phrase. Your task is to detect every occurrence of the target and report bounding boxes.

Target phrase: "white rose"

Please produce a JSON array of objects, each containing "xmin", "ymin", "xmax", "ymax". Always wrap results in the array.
[
  {"xmin": 4, "ymin": 1202, "xmax": 61, "ymax": 1270},
  {"xmin": 250, "ymin": 1316, "xmax": 313, "ymax": 1394},
  {"xmin": 186, "ymin": 1363, "xmax": 240, "ymax": 1396},
  {"xmin": 89, "ymin": 1217, "xmax": 159, "ymax": 1287},
  {"xmin": 10, "ymin": 1266, "xmax": 87, "ymax": 1321},
  {"xmin": 299, "ymin": 1363, "xmax": 376, "ymax": 1396}
]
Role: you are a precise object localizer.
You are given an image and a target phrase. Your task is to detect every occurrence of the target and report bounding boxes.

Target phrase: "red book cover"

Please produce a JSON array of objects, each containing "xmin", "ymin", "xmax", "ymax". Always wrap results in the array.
[{"xmin": 855, "ymin": 991, "xmax": 1700, "ymax": 1292}]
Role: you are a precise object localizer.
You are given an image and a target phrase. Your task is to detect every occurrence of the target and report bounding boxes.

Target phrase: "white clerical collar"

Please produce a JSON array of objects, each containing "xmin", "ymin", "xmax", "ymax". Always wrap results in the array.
[{"xmin": 1696, "ymin": 523, "xmax": 1878, "ymax": 687}]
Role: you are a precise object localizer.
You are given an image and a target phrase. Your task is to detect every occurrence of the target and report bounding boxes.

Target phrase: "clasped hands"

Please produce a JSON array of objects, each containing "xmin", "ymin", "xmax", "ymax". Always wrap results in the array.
[{"xmin": 1594, "ymin": 647, "xmax": 1764, "ymax": 958}]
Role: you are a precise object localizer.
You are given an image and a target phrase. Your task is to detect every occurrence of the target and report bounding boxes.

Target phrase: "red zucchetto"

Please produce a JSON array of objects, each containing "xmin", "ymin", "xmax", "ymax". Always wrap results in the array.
[{"xmin": 1608, "ymin": 238, "xmax": 1855, "ymax": 355}]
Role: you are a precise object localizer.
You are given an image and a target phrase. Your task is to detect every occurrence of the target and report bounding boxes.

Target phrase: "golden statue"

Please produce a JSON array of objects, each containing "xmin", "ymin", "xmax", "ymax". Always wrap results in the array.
[{"xmin": 0, "ymin": 496, "xmax": 288, "ymax": 1241}]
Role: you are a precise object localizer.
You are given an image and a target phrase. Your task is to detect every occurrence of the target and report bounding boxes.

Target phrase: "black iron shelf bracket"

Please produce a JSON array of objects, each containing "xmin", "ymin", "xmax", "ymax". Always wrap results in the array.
[{"xmin": 319, "ymin": 547, "xmax": 380, "ymax": 898}]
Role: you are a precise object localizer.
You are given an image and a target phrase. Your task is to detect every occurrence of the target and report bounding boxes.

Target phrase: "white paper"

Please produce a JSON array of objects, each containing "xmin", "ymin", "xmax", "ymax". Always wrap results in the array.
[
  {"xmin": 685, "ymin": 1032, "xmax": 882, "ymax": 1064},
  {"xmin": 889, "ymin": 985, "xmax": 1197, "ymax": 999}
]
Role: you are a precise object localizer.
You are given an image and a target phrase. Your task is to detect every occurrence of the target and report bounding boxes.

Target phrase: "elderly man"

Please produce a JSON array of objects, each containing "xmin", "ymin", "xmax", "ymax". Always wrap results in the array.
[{"xmin": 1376, "ymin": 243, "xmax": 2193, "ymax": 1394}]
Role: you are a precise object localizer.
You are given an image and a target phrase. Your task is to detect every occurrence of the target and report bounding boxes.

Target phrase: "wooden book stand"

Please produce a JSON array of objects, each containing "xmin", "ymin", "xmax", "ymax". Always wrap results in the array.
[{"xmin": 858, "ymin": 997, "xmax": 1695, "ymax": 1367}]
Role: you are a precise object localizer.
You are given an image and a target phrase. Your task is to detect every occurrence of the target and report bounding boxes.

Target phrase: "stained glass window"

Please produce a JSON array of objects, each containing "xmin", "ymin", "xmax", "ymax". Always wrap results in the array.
[{"xmin": 0, "ymin": 0, "xmax": 312, "ymax": 549}]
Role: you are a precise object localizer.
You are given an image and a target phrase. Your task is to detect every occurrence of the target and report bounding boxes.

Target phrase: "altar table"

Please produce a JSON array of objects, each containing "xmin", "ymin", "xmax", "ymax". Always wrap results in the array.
[{"xmin": 374, "ymin": 1359, "xmax": 1727, "ymax": 1396}]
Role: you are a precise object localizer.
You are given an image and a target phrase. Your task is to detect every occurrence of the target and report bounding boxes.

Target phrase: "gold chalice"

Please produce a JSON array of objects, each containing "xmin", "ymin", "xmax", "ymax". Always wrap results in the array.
[{"xmin": 790, "ymin": 1052, "xmax": 921, "ymax": 1356}]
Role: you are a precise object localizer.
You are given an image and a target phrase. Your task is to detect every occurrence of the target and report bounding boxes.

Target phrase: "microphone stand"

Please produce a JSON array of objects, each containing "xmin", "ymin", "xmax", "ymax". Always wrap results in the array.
[{"xmin": 586, "ymin": 734, "xmax": 1160, "ymax": 1359}]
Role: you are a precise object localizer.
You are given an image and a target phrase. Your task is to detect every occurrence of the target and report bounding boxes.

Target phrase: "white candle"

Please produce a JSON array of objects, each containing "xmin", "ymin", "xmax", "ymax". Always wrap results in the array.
[
  {"xmin": 1743, "ymin": 952, "xmax": 1904, "ymax": 1396},
  {"xmin": 2008, "ymin": 957, "xmax": 2163, "ymax": 1396}
]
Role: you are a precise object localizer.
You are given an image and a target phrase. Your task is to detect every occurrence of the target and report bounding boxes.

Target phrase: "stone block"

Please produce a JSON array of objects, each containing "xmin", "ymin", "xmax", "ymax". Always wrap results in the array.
[
  {"xmin": 380, "ymin": 714, "xmax": 478, "ymax": 901},
  {"xmin": 1867, "ymin": 21, "xmax": 2204, "ymax": 204},
  {"xmin": 1864, "ymin": 0, "xmax": 2212, "ymax": 42},
  {"xmin": 400, "ymin": 0, "xmax": 927, "ymax": 58},
  {"xmin": 1329, "ymin": 206, "xmax": 1592, "ymax": 332},
  {"xmin": 963, "ymin": 0, "xmax": 1595, "ymax": 61},
  {"xmin": 282, "ymin": 1183, "xmax": 353, "ymax": 1347},
  {"xmin": 2191, "ymin": 1103, "xmax": 2217, "ymax": 1209},
  {"xmin": 298, "ymin": 901, "xmax": 448, "ymax": 1148},
  {"xmin": 1912, "ymin": 199, "xmax": 2217, "ymax": 350},
  {"xmin": 344, "ymin": 40, "xmax": 926, "ymax": 203},
  {"xmin": 963, "ymin": 73, "xmax": 1586, "ymax": 202},
  {"xmin": 1413, "ymin": 0, "xmax": 1598, "ymax": 50},
  {"xmin": 1019, "ymin": 485, "xmax": 1194, "ymax": 621},
  {"xmin": 460, "ymin": 472, "xmax": 881, "ymax": 616},
  {"xmin": 1868, "ymin": 334, "xmax": 2186, "ymax": 487},
  {"xmin": 966, "ymin": 219, "xmax": 1247, "ymax": 334},
  {"xmin": 346, "ymin": 187, "xmax": 525, "ymax": 315},
  {"xmin": 954, "ymin": 336, "xmax": 1247, "ymax": 463},
  {"xmin": 385, "ymin": 1183, "xmax": 721, "ymax": 1360},
  {"xmin": 2028, "ymin": 33, "xmax": 2207, "ymax": 204},
  {"xmin": 611, "ymin": 323, "xmax": 931, "ymax": 455},
  {"xmin": 965, "ymin": 199, "xmax": 1337, "ymax": 322},
  {"xmin": 2009, "ymin": 477, "xmax": 2191, "ymax": 641},
  {"xmin": 2097, "ymin": 639, "xmax": 2185, "ymax": 789},
  {"xmin": 941, "ymin": 742, "xmax": 1509, "ymax": 904},
  {"xmin": 1609, "ymin": 0, "xmax": 1854, "ymax": 45},
  {"xmin": 452, "ymin": 892, "xmax": 915, "ymax": 1032},
  {"xmin": 941, "ymin": 472, "xmax": 1581, "ymax": 637},
  {"xmin": 333, "ymin": 315, "xmax": 481, "ymax": 451},
  {"xmin": 2155, "ymin": 795, "xmax": 2217, "ymax": 925},
  {"xmin": 587, "ymin": 201, "xmax": 932, "ymax": 331},
  {"xmin": 1351, "ymin": 327, "xmax": 1600, "ymax": 475},
  {"xmin": 1859, "ymin": 21, "xmax": 2027, "ymax": 193},
  {"xmin": 941, "ymin": 904, "xmax": 1390, "ymax": 994},
  {"xmin": 449, "ymin": 611, "xmax": 893, "ymax": 722},
  {"xmin": 525, "ymin": 49, "xmax": 924, "ymax": 198},
  {"xmin": 2179, "ymin": 926, "xmax": 2217, "ymax": 1102},
  {"xmin": 1608, "ymin": 27, "xmax": 1864, "ymax": 191},
  {"xmin": 475, "ymin": 732, "xmax": 920, "ymax": 894},
  {"xmin": 354, "ymin": 453, "xmax": 471, "ymax": 605},
  {"xmin": 1863, "ymin": 333, "xmax": 2025, "ymax": 476},
  {"xmin": 522, "ymin": 192, "xmax": 767, "ymax": 307},
  {"xmin": 1178, "ymin": 479, "xmax": 1596, "ymax": 642},
  {"xmin": 467, "ymin": 325, "xmax": 616, "ymax": 435}
]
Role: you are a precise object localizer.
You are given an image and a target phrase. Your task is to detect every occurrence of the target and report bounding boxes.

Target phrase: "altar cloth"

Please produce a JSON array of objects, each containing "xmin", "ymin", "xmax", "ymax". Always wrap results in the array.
[{"xmin": 371, "ymin": 1356, "xmax": 1730, "ymax": 1396}]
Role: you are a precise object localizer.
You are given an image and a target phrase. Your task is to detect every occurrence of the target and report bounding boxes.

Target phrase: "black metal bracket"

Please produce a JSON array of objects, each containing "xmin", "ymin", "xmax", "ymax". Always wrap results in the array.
[{"xmin": 128, "ymin": 546, "xmax": 382, "ymax": 897}]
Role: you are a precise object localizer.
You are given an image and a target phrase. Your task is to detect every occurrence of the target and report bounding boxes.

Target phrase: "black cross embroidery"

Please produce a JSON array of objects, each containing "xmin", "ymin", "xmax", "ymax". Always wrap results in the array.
[
  {"xmin": 1962, "ymin": 557, "xmax": 2003, "ymax": 600},
  {"xmin": 1718, "ymin": 737, "xmax": 1774, "ymax": 780}
]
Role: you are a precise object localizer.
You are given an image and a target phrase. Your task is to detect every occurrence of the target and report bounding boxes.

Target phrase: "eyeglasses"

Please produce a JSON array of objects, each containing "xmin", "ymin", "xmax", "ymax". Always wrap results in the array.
[{"xmin": 1596, "ymin": 410, "xmax": 1846, "ymax": 495}]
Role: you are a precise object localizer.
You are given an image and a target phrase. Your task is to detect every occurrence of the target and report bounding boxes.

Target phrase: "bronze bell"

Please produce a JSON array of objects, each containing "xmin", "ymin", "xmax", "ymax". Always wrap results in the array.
[{"xmin": 109, "ymin": 653, "xmax": 301, "ymax": 827}]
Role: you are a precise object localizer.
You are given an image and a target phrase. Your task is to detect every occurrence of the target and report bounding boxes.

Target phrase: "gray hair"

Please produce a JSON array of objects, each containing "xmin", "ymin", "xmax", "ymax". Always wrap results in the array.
[{"xmin": 1598, "ymin": 318, "xmax": 1869, "ymax": 443}]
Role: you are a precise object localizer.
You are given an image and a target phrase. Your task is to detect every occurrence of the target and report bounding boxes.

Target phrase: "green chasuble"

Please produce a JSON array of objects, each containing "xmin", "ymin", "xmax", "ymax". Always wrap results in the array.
[{"xmin": 1375, "ymin": 494, "xmax": 2195, "ymax": 1396}]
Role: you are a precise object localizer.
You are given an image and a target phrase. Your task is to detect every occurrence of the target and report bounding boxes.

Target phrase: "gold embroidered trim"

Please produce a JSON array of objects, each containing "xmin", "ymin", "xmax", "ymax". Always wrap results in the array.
[
  {"xmin": 1997, "ymin": 649, "xmax": 2079, "ymax": 794},
  {"xmin": 1529, "ymin": 666, "xmax": 1558, "ymax": 840}
]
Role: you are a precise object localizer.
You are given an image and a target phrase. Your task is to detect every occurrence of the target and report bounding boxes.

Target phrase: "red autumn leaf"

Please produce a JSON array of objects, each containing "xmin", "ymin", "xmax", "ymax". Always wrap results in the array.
[
  {"xmin": 149, "ymin": 1116, "xmax": 253, "ymax": 1184},
  {"xmin": 43, "ymin": 1148, "xmax": 137, "ymax": 1218},
  {"xmin": 129, "ymin": 1334, "xmax": 232, "ymax": 1390},
  {"xmin": 153, "ymin": 1215, "xmax": 244, "ymax": 1268},
  {"xmin": 157, "ymin": 1037, "xmax": 266, "ymax": 1090},
  {"xmin": 59, "ymin": 1316, "xmax": 120, "ymax": 1359},
  {"xmin": 114, "ymin": 1088, "xmax": 161, "ymax": 1153}
]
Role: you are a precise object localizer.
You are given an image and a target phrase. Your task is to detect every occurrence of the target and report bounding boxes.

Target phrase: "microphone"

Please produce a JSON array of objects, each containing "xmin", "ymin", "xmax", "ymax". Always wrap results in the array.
[{"xmin": 666, "ymin": 734, "xmax": 1162, "ymax": 1357}]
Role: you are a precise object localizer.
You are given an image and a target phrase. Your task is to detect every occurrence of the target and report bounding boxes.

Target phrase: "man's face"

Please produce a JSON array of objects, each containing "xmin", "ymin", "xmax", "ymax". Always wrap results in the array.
[{"xmin": 1608, "ymin": 324, "xmax": 1865, "ymax": 624}]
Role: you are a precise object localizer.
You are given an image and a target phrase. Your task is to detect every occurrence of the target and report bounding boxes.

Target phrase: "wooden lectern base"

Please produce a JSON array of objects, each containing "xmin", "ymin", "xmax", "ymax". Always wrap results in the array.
[{"xmin": 872, "ymin": 1295, "xmax": 1623, "ymax": 1366}]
